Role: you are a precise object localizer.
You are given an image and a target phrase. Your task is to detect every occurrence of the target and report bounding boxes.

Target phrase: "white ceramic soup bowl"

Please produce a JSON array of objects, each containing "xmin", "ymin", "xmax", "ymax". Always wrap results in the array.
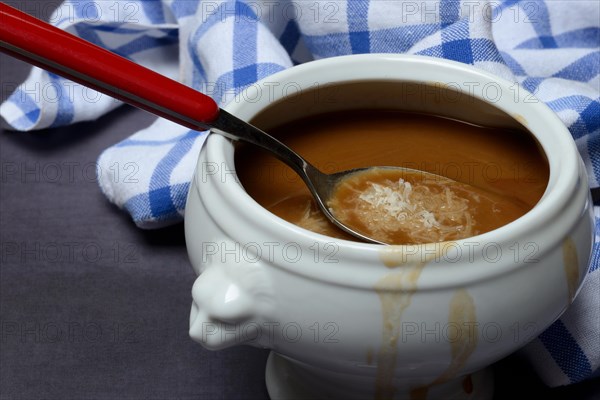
[{"xmin": 184, "ymin": 54, "xmax": 594, "ymax": 399}]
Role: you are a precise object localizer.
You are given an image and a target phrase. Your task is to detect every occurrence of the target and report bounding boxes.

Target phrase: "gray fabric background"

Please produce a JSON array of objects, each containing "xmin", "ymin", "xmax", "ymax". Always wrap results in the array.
[{"xmin": 0, "ymin": 1, "xmax": 598, "ymax": 399}]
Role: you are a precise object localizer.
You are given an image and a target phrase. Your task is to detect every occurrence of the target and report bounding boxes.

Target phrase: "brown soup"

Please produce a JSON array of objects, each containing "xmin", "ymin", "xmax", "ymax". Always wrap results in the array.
[{"xmin": 235, "ymin": 110, "xmax": 549, "ymax": 244}]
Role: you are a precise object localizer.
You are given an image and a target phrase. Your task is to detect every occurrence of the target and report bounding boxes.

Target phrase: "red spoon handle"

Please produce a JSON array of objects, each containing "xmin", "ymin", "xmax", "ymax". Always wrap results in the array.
[{"xmin": 0, "ymin": 3, "xmax": 220, "ymax": 130}]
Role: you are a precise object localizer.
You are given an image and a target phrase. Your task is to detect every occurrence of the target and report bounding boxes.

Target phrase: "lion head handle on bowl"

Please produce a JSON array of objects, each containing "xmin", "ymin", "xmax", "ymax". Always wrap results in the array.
[{"xmin": 189, "ymin": 239, "xmax": 275, "ymax": 351}]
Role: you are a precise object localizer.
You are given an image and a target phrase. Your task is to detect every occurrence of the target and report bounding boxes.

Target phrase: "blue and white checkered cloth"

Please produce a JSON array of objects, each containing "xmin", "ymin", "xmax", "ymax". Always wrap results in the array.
[{"xmin": 1, "ymin": 0, "xmax": 598, "ymax": 387}]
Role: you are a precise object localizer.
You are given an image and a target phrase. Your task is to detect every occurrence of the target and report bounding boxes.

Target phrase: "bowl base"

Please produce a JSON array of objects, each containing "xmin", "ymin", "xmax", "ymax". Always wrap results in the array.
[{"xmin": 265, "ymin": 352, "xmax": 494, "ymax": 400}]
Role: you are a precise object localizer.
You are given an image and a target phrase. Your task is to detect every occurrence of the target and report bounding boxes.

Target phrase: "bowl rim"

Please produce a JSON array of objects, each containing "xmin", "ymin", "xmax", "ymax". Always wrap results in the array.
[{"xmin": 195, "ymin": 54, "xmax": 587, "ymax": 289}]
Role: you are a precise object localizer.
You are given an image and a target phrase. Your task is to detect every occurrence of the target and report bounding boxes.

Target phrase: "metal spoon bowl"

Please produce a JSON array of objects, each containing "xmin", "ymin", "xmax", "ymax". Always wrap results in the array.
[{"xmin": 0, "ymin": 3, "xmax": 436, "ymax": 245}]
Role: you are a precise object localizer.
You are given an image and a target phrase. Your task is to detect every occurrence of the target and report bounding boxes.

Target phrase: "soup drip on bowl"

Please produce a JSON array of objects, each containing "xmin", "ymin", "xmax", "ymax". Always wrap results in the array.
[{"xmin": 235, "ymin": 109, "xmax": 549, "ymax": 245}]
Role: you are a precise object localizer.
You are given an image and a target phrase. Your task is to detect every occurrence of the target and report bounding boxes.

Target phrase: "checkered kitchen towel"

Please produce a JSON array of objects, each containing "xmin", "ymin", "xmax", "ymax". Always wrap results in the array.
[{"xmin": 1, "ymin": 0, "xmax": 599, "ymax": 387}]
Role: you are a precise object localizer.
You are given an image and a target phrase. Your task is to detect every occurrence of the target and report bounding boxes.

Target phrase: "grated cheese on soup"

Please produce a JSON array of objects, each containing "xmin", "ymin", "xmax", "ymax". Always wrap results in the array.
[
  {"xmin": 328, "ymin": 170, "xmax": 477, "ymax": 244},
  {"xmin": 358, "ymin": 179, "xmax": 443, "ymax": 228}
]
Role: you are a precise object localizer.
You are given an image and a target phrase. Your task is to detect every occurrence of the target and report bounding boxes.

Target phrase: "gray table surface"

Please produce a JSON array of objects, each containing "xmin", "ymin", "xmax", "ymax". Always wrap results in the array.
[{"xmin": 1, "ymin": 2, "xmax": 598, "ymax": 399}]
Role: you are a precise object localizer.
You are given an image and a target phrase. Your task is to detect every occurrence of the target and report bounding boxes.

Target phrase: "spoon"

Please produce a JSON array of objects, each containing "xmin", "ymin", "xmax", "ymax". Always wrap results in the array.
[{"xmin": 0, "ymin": 3, "xmax": 429, "ymax": 245}]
